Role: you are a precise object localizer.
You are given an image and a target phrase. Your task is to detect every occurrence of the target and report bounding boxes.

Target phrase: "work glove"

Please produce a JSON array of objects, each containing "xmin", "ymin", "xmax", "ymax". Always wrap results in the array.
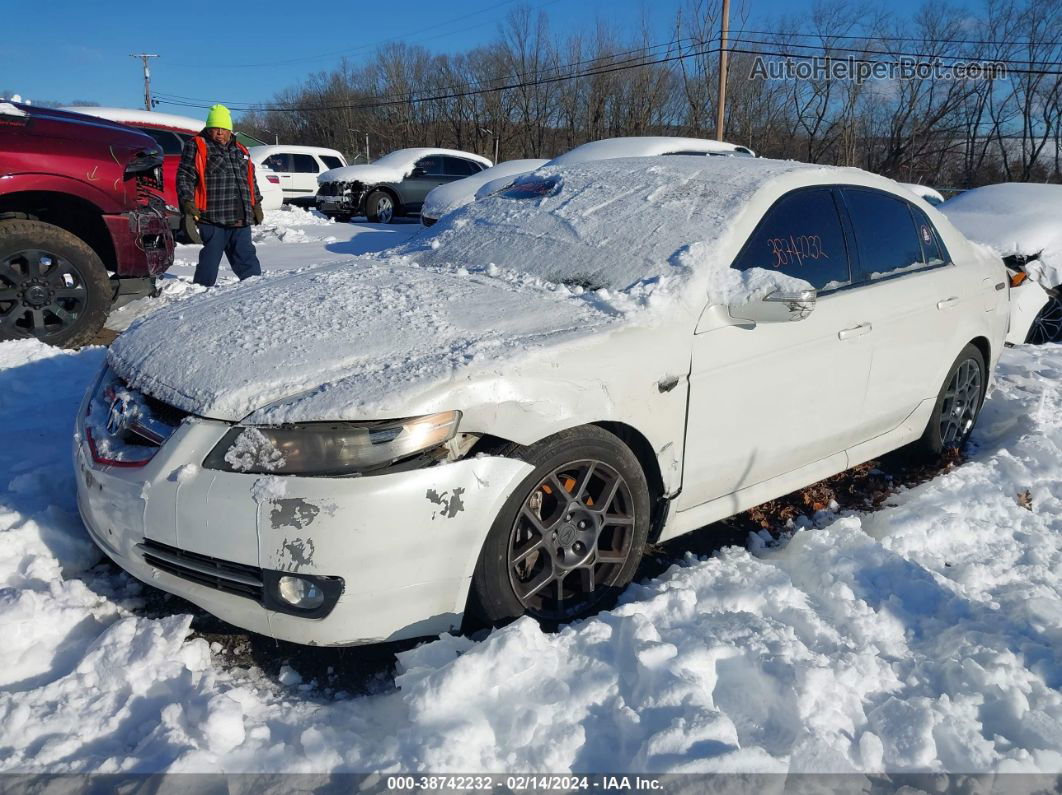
[
  {"xmin": 252, "ymin": 203, "xmax": 264, "ymax": 226},
  {"xmin": 179, "ymin": 200, "xmax": 202, "ymax": 245}
]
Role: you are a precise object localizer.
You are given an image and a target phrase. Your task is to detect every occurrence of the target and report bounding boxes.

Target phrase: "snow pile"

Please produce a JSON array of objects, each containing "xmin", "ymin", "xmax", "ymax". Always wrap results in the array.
[
  {"xmin": 942, "ymin": 183, "xmax": 1062, "ymax": 288},
  {"xmin": 318, "ymin": 148, "xmax": 493, "ymax": 186},
  {"xmin": 58, "ymin": 106, "xmax": 201, "ymax": 133},
  {"xmin": 252, "ymin": 204, "xmax": 336, "ymax": 245},
  {"xmin": 546, "ymin": 136, "xmax": 753, "ymax": 165},
  {"xmin": 0, "ymin": 339, "xmax": 1060, "ymax": 773},
  {"xmin": 423, "ymin": 159, "xmax": 549, "ymax": 219}
]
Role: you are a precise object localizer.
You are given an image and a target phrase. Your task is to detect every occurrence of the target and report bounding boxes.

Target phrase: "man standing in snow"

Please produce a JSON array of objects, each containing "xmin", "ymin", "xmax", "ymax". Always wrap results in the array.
[{"xmin": 177, "ymin": 104, "xmax": 264, "ymax": 287}]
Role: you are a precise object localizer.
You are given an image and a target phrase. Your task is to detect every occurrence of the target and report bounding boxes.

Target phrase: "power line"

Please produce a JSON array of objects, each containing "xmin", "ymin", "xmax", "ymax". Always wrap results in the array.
[{"xmin": 152, "ymin": 26, "xmax": 1062, "ymax": 117}]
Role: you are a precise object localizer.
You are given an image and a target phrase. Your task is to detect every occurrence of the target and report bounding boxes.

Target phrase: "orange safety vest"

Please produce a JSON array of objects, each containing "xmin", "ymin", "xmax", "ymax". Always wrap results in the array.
[{"xmin": 192, "ymin": 136, "xmax": 257, "ymax": 212}]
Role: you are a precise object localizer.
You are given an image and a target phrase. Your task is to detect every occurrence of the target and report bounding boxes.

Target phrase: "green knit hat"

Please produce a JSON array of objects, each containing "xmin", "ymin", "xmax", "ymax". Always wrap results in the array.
[{"xmin": 205, "ymin": 103, "xmax": 233, "ymax": 131}]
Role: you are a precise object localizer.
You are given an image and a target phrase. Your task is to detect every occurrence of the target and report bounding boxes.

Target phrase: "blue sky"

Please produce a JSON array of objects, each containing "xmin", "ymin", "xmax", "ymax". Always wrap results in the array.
[{"xmin": 6, "ymin": 0, "xmax": 923, "ymax": 115}]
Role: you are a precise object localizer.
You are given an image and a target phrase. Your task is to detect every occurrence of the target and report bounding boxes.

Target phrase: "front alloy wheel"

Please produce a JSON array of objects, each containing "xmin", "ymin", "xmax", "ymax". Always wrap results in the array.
[
  {"xmin": 471, "ymin": 427, "xmax": 650, "ymax": 628},
  {"xmin": 508, "ymin": 459, "xmax": 636, "ymax": 621}
]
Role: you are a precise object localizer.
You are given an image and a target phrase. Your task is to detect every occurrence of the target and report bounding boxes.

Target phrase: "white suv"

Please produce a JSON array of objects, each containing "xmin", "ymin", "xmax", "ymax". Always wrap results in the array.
[{"xmin": 249, "ymin": 145, "xmax": 347, "ymax": 205}]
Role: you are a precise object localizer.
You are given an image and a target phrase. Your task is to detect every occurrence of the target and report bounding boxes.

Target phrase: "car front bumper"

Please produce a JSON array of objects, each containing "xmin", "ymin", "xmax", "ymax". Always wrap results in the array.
[{"xmin": 74, "ymin": 393, "xmax": 534, "ymax": 646}]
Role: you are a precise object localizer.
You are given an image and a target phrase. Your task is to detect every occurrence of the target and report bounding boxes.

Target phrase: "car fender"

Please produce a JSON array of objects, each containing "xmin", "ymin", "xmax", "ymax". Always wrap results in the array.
[{"xmin": 0, "ymin": 172, "xmax": 126, "ymax": 214}]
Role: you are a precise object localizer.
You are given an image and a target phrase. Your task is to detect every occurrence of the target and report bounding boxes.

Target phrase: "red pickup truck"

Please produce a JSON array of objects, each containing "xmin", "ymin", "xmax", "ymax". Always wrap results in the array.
[{"xmin": 0, "ymin": 102, "xmax": 175, "ymax": 347}]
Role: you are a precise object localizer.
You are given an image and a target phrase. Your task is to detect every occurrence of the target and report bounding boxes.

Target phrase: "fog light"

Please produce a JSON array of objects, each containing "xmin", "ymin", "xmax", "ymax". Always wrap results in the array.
[{"xmin": 277, "ymin": 575, "xmax": 325, "ymax": 609}]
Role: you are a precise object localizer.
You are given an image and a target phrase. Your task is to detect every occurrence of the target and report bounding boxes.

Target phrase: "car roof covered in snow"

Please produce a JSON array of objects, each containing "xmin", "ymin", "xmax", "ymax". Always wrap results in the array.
[
  {"xmin": 59, "ymin": 106, "xmax": 204, "ymax": 133},
  {"xmin": 403, "ymin": 155, "xmax": 877, "ymax": 294},
  {"xmin": 546, "ymin": 136, "xmax": 755, "ymax": 166},
  {"xmin": 319, "ymin": 148, "xmax": 493, "ymax": 185}
]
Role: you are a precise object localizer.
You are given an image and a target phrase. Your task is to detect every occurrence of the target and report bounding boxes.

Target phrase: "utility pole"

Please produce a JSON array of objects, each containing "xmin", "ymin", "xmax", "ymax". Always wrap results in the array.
[
  {"xmin": 130, "ymin": 53, "xmax": 159, "ymax": 111},
  {"xmin": 350, "ymin": 129, "xmax": 371, "ymax": 163},
  {"xmin": 481, "ymin": 128, "xmax": 499, "ymax": 164},
  {"xmin": 715, "ymin": 0, "xmax": 730, "ymax": 142}
]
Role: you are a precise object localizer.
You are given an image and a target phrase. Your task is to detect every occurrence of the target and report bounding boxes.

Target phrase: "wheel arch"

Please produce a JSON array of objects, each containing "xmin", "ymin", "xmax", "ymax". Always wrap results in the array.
[
  {"xmin": 366, "ymin": 184, "xmax": 402, "ymax": 214},
  {"xmin": 0, "ymin": 191, "xmax": 117, "ymax": 272}
]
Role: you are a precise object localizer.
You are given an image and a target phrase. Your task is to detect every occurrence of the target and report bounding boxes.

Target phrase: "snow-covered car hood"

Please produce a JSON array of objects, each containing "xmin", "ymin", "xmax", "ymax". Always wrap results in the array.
[
  {"xmin": 422, "ymin": 159, "xmax": 549, "ymax": 219},
  {"xmin": 107, "ymin": 259, "xmax": 619, "ymax": 424},
  {"xmin": 318, "ymin": 148, "xmax": 493, "ymax": 186},
  {"xmin": 941, "ymin": 183, "xmax": 1062, "ymax": 288}
]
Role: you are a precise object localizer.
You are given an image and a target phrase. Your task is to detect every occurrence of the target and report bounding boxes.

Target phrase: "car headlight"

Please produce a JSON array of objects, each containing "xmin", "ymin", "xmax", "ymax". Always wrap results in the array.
[{"xmin": 202, "ymin": 411, "xmax": 461, "ymax": 476}]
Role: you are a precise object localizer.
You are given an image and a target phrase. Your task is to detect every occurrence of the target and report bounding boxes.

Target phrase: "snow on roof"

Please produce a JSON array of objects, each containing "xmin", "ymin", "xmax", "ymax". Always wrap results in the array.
[
  {"xmin": 247, "ymin": 144, "xmax": 345, "ymax": 160},
  {"xmin": 59, "ymin": 106, "xmax": 204, "ymax": 133},
  {"xmin": 0, "ymin": 101, "xmax": 27, "ymax": 118},
  {"xmin": 900, "ymin": 183, "xmax": 945, "ymax": 204},
  {"xmin": 318, "ymin": 148, "xmax": 494, "ymax": 185},
  {"xmin": 942, "ymin": 183, "xmax": 1062, "ymax": 288},
  {"xmin": 405, "ymin": 155, "xmax": 824, "ymax": 299},
  {"xmin": 547, "ymin": 136, "xmax": 754, "ymax": 166},
  {"xmin": 423, "ymin": 159, "xmax": 549, "ymax": 219}
]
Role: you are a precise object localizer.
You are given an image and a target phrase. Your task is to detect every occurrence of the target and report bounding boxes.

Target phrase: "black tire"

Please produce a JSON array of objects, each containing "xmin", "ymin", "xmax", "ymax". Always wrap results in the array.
[
  {"xmin": 910, "ymin": 343, "xmax": 987, "ymax": 459},
  {"xmin": 0, "ymin": 219, "xmax": 112, "ymax": 348},
  {"xmin": 365, "ymin": 190, "xmax": 398, "ymax": 224},
  {"xmin": 1025, "ymin": 295, "xmax": 1062, "ymax": 345},
  {"xmin": 470, "ymin": 426, "xmax": 650, "ymax": 628}
]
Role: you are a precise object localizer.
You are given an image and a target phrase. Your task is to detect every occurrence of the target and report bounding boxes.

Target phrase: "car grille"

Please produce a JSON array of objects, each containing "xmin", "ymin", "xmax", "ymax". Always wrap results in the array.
[{"xmin": 138, "ymin": 539, "xmax": 263, "ymax": 602}]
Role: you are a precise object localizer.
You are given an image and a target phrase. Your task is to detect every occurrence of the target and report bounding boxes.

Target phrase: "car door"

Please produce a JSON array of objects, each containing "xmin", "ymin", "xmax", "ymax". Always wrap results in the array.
[
  {"xmin": 678, "ymin": 187, "xmax": 874, "ymax": 510},
  {"xmin": 290, "ymin": 153, "xmax": 321, "ymax": 198},
  {"xmin": 837, "ymin": 188, "xmax": 973, "ymax": 438},
  {"xmin": 400, "ymin": 155, "xmax": 449, "ymax": 210},
  {"xmin": 262, "ymin": 153, "xmax": 294, "ymax": 198}
]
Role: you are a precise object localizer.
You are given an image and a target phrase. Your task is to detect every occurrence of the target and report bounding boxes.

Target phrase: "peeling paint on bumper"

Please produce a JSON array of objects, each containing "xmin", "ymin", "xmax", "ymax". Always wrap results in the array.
[{"xmin": 74, "ymin": 405, "xmax": 534, "ymax": 646}]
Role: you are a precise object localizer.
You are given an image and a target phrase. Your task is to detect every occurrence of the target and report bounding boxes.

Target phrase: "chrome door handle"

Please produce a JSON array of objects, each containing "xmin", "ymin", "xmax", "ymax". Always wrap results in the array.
[
  {"xmin": 937, "ymin": 296, "xmax": 959, "ymax": 309},
  {"xmin": 838, "ymin": 323, "xmax": 872, "ymax": 340}
]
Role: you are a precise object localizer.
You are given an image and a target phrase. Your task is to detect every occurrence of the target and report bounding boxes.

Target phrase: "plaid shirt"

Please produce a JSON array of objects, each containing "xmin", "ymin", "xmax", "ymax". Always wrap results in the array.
[{"xmin": 177, "ymin": 134, "xmax": 263, "ymax": 227}]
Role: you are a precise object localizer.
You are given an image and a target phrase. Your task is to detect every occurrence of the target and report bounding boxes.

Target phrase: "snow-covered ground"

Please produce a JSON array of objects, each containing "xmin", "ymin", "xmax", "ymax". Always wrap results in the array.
[{"xmin": 1, "ymin": 207, "xmax": 1060, "ymax": 775}]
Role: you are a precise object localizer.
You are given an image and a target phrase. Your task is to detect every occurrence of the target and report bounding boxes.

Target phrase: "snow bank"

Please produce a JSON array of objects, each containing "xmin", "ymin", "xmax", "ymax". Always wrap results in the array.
[
  {"xmin": 1, "ymin": 338, "xmax": 1060, "ymax": 774},
  {"xmin": 318, "ymin": 148, "xmax": 493, "ymax": 185},
  {"xmin": 252, "ymin": 204, "xmax": 335, "ymax": 244},
  {"xmin": 942, "ymin": 183, "xmax": 1062, "ymax": 288}
]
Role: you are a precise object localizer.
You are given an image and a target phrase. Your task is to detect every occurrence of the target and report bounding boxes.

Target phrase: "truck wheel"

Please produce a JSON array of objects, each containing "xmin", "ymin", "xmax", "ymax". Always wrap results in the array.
[
  {"xmin": 0, "ymin": 219, "xmax": 112, "ymax": 348},
  {"xmin": 365, "ymin": 190, "xmax": 397, "ymax": 224}
]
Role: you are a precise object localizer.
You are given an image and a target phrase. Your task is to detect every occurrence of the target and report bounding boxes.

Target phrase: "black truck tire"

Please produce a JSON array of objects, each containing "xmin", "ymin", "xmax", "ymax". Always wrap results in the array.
[{"xmin": 0, "ymin": 219, "xmax": 112, "ymax": 348}]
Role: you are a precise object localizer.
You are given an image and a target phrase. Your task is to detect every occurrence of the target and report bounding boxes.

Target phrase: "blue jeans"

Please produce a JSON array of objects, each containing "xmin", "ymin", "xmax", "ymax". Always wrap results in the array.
[{"xmin": 194, "ymin": 222, "xmax": 262, "ymax": 287}]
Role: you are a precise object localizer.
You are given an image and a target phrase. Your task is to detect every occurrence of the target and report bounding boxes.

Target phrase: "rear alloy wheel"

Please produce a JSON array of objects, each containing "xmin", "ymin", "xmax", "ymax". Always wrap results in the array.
[
  {"xmin": 365, "ymin": 190, "xmax": 396, "ymax": 224},
  {"xmin": 910, "ymin": 343, "xmax": 986, "ymax": 459},
  {"xmin": 0, "ymin": 220, "xmax": 112, "ymax": 348},
  {"xmin": 1025, "ymin": 295, "xmax": 1062, "ymax": 345},
  {"xmin": 471, "ymin": 427, "xmax": 650, "ymax": 627}
]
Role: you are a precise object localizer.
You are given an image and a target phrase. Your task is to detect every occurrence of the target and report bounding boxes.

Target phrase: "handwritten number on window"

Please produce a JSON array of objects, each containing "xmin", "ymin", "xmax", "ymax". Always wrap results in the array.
[{"xmin": 767, "ymin": 235, "xmax": 828, "ymax": 269}]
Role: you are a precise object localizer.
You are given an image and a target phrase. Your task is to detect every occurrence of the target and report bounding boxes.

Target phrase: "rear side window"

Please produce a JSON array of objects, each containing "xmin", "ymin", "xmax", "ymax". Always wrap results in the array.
[
  {"xmin": 263, "ymin": 153, "xmax": 291, "ymax": 172},
  {"xmin": 414, "ymin": 156, "xmax": 445, "ymax": 176},
  {"xmin": 842, "ymin": 189, "xmax": 930, "ymax": 279},
  {"xmin": 444, "ymin": 157, "xmax": 481, "ymax": 176},
  {"xmin": 909, "ymin": 205, "xmax": 950, "ymax": 265},
  {"xmin": 732, "ymin": 188, "xmax": 851, "ymax": 290},
  {"xmin": 292, "ymin": 154, "xmax": 319, "ymax": 173},
  {"xmin": 320, "ymin": 155, "xmax": 343, "ymax": 170},
  {"xmin": 138, "ymin": 127, "xmax": 183, "ymax": 155}
]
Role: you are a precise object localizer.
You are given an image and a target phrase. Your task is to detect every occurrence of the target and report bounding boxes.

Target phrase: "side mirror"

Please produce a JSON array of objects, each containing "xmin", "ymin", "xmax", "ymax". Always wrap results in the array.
[
  {"xmin": 409, "ymin": 167, "xmax": 427, "ymax": 178},
  {"xmin": 729, "ymin": 288, "xmax": 817, "ymax": 324}
]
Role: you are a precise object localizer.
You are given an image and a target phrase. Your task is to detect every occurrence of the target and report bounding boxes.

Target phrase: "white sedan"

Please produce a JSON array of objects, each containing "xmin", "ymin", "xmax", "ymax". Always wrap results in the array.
[{"xmin": 75, "ymin": 157, "xmax": 1007, "ymax": 646}]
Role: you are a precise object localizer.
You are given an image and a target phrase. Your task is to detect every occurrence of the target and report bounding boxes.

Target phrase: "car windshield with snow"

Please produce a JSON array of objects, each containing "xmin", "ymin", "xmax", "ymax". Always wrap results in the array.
[{"xmin": 74, "ymin": 156, "xmax": 1009, "ymax": 647}]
